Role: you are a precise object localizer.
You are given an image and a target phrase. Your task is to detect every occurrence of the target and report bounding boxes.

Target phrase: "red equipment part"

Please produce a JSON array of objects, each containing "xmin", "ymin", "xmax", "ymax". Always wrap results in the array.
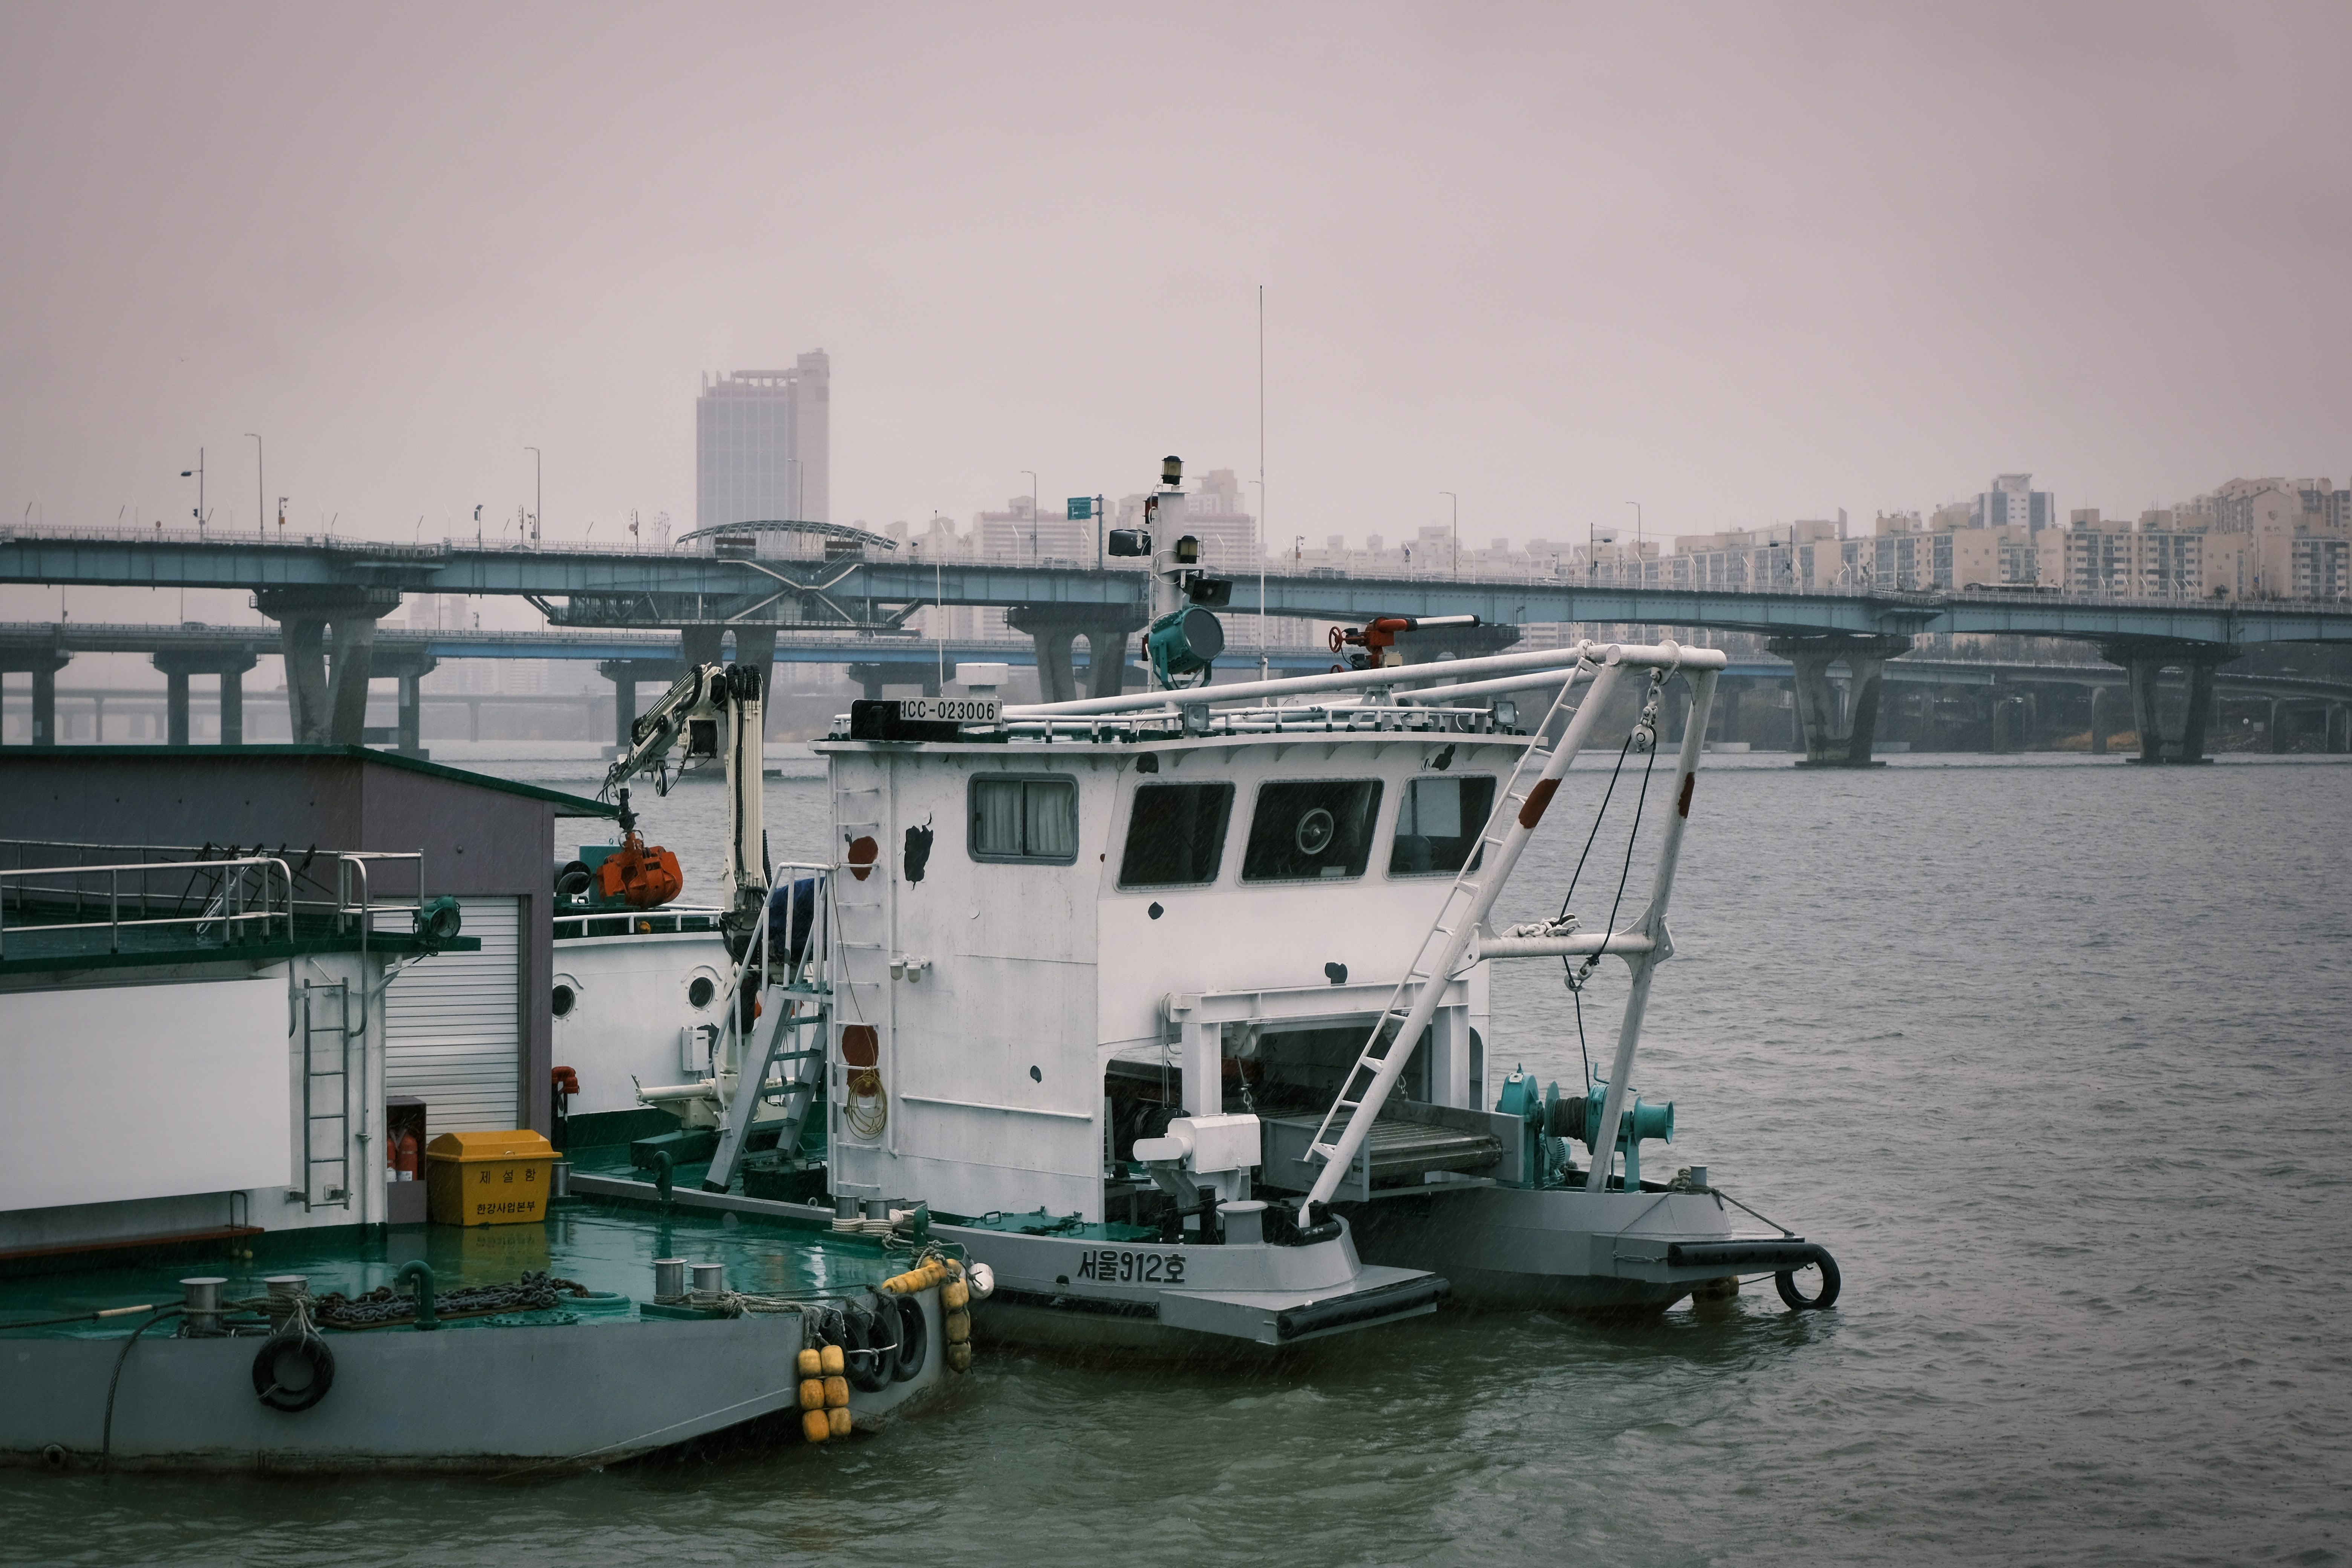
[{"xmin": 596, "ymin": 832, "xmax": 684, "ymax": 908}]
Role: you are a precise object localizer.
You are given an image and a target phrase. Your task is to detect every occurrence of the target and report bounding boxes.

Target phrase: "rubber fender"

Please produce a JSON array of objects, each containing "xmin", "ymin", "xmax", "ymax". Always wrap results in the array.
[
  {"xmin": 822, "ymin": 1375, "xmax": 850, "ymax": 1409},
  {"xmin": 839, "ymin": 1309, "xmax": 891, "ymax": 1394},
  {"xmin": 818, "ymin": 1343, "xmax": 845, "ymax": 1377},
  {"xmin": 798, "ymin": 1378, "xmax": 825, "ymax": 1412},
  {"xmin": 943, "ymin": 1309, "xmax": 971, "ymax": 1345},
  {"xmin": 796, "ymin": 1347, "xmax": 822, "ymax": 1379},
  {"xmin": 801, "ymin": 1409, "xmax": 830, "ymax": 1444},
  {"xmin": 880, "ymin": 1260, "xmax": 946, "ymax": 1295},
  {"xmin": 946, "ymin": 1341, "xmax": 973, "ymax": 1374},
  {"xmin": 1775, "ymin": 1250, "xmax": 1842, "ymax": 1311},
  {"xmin": 252, "ymin": 1329, "xmax": 335, "ymax": 1413},
  {"xmin": 826, "ymin": 1406, "xmax": 853, "ymax": 1438},
  {"xmin": 940, "ymin": 1279, "xmax": 969, "ymax": 1311},
  {"xmin": 888, "ymin": 1292, "xmax": 928, "ymax": 1384}
]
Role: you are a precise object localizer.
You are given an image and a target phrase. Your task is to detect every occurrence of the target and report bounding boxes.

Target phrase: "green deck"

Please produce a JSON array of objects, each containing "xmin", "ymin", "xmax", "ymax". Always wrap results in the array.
[{"xmin": 0, "ymin": 1196, "xmax": 910, "ymax": 1340}]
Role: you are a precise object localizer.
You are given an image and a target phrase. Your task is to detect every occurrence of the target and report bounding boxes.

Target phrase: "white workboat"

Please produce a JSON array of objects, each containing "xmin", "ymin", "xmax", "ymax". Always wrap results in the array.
[{"xmin": 556, "ymin": 462, "xmax": 1838, "ymax": 1348}]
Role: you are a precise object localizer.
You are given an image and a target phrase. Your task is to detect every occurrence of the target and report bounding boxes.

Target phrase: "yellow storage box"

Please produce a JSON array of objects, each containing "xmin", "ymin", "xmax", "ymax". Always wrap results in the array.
[{"xmin": 426, "ymin": 1130, "xmax": 557, "ymax": 1227}]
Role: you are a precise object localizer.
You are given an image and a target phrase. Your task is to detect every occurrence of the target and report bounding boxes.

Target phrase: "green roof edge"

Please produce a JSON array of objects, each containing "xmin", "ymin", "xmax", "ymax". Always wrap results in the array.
[{"xmin": 4, "ymin": 745, "xmax": 617, "ymax": 817}]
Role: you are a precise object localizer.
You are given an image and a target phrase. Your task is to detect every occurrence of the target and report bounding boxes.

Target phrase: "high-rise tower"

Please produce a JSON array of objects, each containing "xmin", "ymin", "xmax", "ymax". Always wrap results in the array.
[{"xmin": 695, "ymin": 351, "xmax": 830, "ymax": 527}]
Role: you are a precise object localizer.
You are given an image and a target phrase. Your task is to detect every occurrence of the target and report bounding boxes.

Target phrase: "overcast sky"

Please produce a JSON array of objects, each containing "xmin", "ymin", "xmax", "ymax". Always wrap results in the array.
[{"xmin": 5, "ymin": 0, "xmax": 2349, "ymax": 605}]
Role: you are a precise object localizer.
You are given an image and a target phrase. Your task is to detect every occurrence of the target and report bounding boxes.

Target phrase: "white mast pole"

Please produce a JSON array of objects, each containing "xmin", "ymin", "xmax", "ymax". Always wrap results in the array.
[{"xmin": 1583, "ymin": 666, "xmax": 1719, "ymax": 1190}]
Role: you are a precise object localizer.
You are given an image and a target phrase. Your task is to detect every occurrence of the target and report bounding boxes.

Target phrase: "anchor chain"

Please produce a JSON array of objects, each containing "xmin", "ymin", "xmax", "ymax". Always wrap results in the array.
[{"xmin": 314, "ymin": 1270, "xmax": 588, "ymax": 1329}]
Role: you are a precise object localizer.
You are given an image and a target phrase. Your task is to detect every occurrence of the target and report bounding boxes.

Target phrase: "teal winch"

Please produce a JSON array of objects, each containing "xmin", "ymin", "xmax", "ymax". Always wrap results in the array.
[{"xmin": 1496, "ymin": 1067, "xmax": 1674, "ymax": 1190}]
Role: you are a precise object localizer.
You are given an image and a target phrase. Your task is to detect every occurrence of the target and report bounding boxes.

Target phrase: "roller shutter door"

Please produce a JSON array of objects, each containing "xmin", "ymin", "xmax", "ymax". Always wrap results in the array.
[{"xmin": 384, "ymin": 896, "xmax": 523, "ymax": 1134}]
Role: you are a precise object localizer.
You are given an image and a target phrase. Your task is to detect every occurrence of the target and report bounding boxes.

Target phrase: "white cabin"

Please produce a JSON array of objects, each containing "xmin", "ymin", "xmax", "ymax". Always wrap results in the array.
[{"xmin": 816, "ymin": 722, "xmax": 1524, "ymax": 1220}]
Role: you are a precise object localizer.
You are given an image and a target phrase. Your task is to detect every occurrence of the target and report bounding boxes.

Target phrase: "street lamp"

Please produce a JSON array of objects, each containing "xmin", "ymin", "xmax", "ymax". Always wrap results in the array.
[
  {"xmin": 1021, "ymin": 470, "xmax": 1038, "ymax": 564},
  {"xmin": 179, "ymin": 449, "xmax": 205, "ymax": 531},
  {"xmin": 245, "ymin": 433, "xmax": 262, "ymax": 540},
  {"xmin": 1441, "ymin": 491, "xmax": 1458, "ymax": 580},
  {"xmin": 524, "ymin": 446, "xmax": 542, "ymax": 547}
]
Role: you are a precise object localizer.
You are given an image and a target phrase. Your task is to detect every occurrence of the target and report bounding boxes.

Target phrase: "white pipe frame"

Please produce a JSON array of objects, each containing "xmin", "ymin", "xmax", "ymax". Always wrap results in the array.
[
  {"xmin": 1295, "ymin": 646, "xmax": 1723, "ymax": 1222},
  {"xmin": 1296, "ymin": 652, "xmax": 1625, "ymax": 1222},
  {"xmin": 1582, "ymin": 665, "xmax": 1720, "ymax": 1192},
  {"xmin": 1006, "ymin": 640, "xmax": 1706, "ymax": 720}
]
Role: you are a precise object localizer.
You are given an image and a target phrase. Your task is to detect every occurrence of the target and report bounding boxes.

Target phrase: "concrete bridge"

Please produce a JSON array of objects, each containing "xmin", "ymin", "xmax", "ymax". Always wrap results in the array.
[
  {"xmin": 6, "ymin": 525, "xmax": 2348, "ymax": 761},
  {"xmin": 5, "ymin": 621, "xmax": 2346, "ymax": 759}
]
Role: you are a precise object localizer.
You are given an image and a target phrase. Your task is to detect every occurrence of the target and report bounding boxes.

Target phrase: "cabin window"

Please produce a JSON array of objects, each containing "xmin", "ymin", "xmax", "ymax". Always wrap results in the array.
[
  {"xmin": 1118, "ymin": 782, "xmax": 1234, "ymax": 887},
  {"xmin": 1242, "ymin": 779, "xmax": 1382, "ymax": 882},
  {"xmin": 969, "ymin": 775, "xmax": 1079, "ymax": 864},
  {"xmin": 1390, "ymin": 775, "xmax": 1496, "ymax": 876}
]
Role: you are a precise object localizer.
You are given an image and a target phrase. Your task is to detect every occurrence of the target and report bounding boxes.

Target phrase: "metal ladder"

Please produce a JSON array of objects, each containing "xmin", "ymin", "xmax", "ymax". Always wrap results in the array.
[
  {"xmin": 297, "ymin": 979, "xmax": 354, "ymax": 1209},
  {"xmin": 1298, "ymin": 648, "xmax": 1649, "ymax": 1222}
]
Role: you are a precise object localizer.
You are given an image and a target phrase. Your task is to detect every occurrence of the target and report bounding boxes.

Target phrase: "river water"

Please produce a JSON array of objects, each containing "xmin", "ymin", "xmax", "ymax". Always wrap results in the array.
[{"xmin": 9, "ymin": 751, "xmax": 2349, "ymax": 1566}]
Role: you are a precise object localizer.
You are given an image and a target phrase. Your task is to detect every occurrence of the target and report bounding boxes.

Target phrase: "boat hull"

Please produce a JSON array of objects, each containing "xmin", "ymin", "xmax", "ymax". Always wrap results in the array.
[
  {"xmin": 1340, "ymin": 1183, "xmax": 1790, "ymax": 1314},
  {"xmin": 3, "ymin": 1292, "xmax": 949, "ymax": 1472}
]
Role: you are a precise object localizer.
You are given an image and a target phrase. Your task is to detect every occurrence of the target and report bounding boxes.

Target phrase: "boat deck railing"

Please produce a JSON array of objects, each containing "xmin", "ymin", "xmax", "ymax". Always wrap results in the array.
[
  {"xmin": 0, "ymin": 838, "xmax": 433, "ymax": 966},
  {"xmin": 553, "ymin": 905, "xmax": 727, "ymax": 940}
]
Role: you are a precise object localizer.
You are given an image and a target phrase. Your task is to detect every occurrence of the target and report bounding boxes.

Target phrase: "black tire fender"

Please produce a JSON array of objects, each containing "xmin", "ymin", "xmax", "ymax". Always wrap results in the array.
[
  {"xmin": 1775, "ymin": 1250, "xmax": 1842, "ymax": 1311},
  {"xmin": 887, "ymin": 1292, "xmax": 928, "ymax": 1383},
  {"xmin": 839, "ymin": 1307, "xmax": 891, "ymax": 1393},
  {"xmin": 252, "ymin": 1329, "xmax": 336, "ymax": 1412}
]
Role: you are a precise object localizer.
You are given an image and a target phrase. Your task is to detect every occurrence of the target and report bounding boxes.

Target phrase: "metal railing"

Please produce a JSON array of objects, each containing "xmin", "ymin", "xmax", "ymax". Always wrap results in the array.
[
  {"xmin": 0, "ymin": 854, "xmax": 292, "ymax": 959},
  {"xmin": 0, "ymin": 840, "xmax": 430, "ymax": 962},
  {"xmin": 553, "ymin": 903, "xmax": 727, "ymax": 939}
]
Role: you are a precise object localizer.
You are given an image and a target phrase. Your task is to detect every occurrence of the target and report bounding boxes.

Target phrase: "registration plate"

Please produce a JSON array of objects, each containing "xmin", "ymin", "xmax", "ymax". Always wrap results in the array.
[
  {"xmin": 1075, "ymin": 1248, "xmax": 1187, "ymax": 1285},
  {"xmin": 897, "ymin": 697, "xmax": 999, "ymax": 724}
]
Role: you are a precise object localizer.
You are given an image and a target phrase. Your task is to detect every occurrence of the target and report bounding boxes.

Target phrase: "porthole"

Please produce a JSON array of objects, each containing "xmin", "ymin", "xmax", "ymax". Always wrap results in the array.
[
  {"xmin": 551, "ymin": 983, "xmax": 577, "ymax": 1018},
  {"xmin": 688, "ymin": 976, "xmax": 716, "ymax": 1009}
]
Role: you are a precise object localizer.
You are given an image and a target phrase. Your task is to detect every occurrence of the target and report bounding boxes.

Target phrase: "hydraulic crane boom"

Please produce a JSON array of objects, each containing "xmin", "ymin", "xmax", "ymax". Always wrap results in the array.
[{"xmin": 601, "ymin": 662, "xmax": 768, "ymax": 929}]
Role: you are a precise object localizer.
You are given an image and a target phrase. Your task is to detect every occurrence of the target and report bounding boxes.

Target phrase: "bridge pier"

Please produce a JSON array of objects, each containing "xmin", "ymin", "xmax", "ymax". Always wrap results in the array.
[
  {"xmin": 2101, "ymin": 640, "xmax": 2233, "ymax": 764},
  {"xmin": 1009, "ymin": 606, "xmax": 1144, "ymax": 703},
  {"xmin": 847, "ymin": 663, "xmax": 945, "ymax": 701},
  {"xmin": 2331, "ymin": 703, "xmax": 2352, "ymax": 754},
  {"xmin": 1767, "ymin": 634, "xmax": 1913, "ymax": 767},
  {"xmin": 152, "ymin": 649, "xmax": 260, "ymax": 747},
  {"xmin": 0, "ymin": 647, "xmax": 70, "ymax": 746},
  {"xmin": 368, "ymin": 647, "xmax": 438, "ymax": 757},
  {"xmin": 258, "ymin": 588, "xmax": 400, "ymax": 746},
  {"xmin": 2089, "ymin": 684, "xmax": 2120, "ymax": 756}
]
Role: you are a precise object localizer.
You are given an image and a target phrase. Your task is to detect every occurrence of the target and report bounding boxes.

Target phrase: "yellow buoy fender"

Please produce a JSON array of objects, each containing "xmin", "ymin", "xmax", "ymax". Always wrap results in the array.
[
  {"xmin": 819, "ymin": 1343, "xmax": 846, "ymax": 1376},
  {"xmin": 798, "ymin": 1378, "xmax": 825, "ymax": 1411},
  {"xmin": 881, "ymin": 1260, "xmax": 948, "ymax": 1295},
  {"xmin": 943, "ymin": 1309, "xmax": 971, "ymax": 1344},
  {"xmin": 823, "ymin": 1374, "xmax": 850, "ymax": 1408},
  {"xmin": 941, "ymin": 1279, "xmax": 969, "ymax": 1311},
  {"xmin": 826, "ymin": 1406, "xmax": 854, "ymax": 1438},
  {"xmin": 796, "ymin": 1347, "xmax": 823, "ymax": 1379},
  {"xmin": 801, "ymin": 1409, "xmax": 831, "ymax": 1443},
  {"xmin": 946, "ymin": 1341, "xmax": 972, "ymax": 1373}
]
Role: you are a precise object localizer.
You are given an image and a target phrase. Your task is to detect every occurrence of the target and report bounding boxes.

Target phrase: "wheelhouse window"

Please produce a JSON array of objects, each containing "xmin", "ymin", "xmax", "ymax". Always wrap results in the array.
[
  {"xmin": 1390, "ymin": 775, "xmax": 1496, "ymax": 876},
  {"xmin": 969, "ymin": 775, "xmax": 1078, "ymax": 864},
  {"xmin": 1242, "ymin": 779, "xmax": 1383, "ymax": 882},
  {"xmin": 1118, "ymin": 782, "xmax": 1234, "ymax": 887}
]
